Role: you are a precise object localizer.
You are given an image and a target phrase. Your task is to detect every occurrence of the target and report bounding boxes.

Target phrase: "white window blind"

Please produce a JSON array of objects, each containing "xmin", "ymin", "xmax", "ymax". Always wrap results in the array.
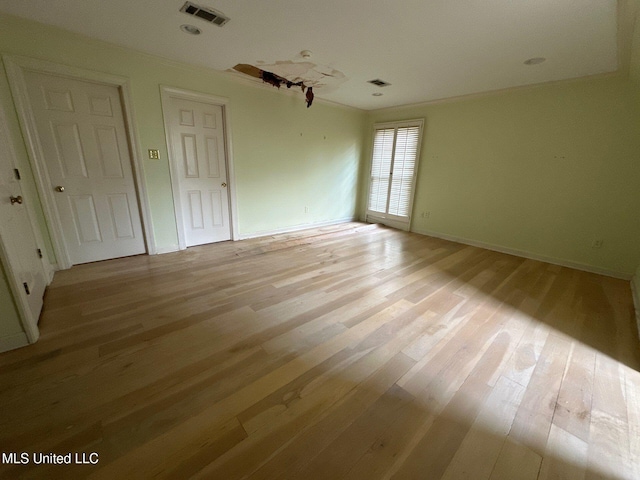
[{"xmin": 367, "ymin": 120, "xmax": 423, "ymax": 224}]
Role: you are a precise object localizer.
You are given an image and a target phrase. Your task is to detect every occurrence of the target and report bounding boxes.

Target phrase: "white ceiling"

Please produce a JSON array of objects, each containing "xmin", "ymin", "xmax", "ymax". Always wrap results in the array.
[{"xmin": 0, "ymin": 0, "xmax": 619, "ymax": 110}]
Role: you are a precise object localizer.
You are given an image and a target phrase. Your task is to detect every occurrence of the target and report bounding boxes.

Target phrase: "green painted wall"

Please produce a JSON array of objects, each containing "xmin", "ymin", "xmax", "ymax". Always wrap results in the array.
[
  {"xmin": 365, "ymin": 75, "xmax": 640, "ymax": 276},
  {"xmin": 1, "ymin": 9, "xmax": 640, "ymax": 348},
  {"xmin": 0, "ymin": 13, "xmax": 366, "ymax": 251},
  {"xmin": 0, "ymin": 13, "xmax": 365, "ymax": 344}
]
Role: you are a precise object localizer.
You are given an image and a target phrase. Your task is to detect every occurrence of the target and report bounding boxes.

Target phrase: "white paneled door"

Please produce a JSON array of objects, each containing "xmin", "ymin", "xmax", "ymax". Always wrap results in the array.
[
  {"xmin": 24, "ymin": 72, "xmax": 146, "ymax": 265},
  {"xmin": 0, "ymin": 113, "xmax": 46, "ymax": 333},
  {"xmin": 165, "ymin": 94, "xmax": 231, "ymax": 246}
]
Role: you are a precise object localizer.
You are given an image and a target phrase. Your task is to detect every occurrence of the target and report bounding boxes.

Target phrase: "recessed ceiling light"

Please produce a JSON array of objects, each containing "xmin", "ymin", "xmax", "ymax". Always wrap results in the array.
[
  {"xmin": 524, "ymin": 57, "xmax": 546, "ymax": 65},
  {"xmin": 372, "ymin": 93, "xmax": 383, "ymax": 97},
  {"xmin": 180, "ymin": 24, "xmax": 201, "ymax": 35}
]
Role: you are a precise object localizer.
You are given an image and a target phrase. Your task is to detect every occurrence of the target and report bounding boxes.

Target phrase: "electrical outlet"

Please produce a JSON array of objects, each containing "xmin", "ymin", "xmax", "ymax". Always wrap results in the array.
[
  {"xmin": 424, "ymin": 211, "xmax": 431, "ymax": 219},
  {"xmin": 591, "ymin": 239, "xmax": 603, "ymax": 249},
  {"xmin": 304, "ymin": 206, "xmax": 309, "ymax": 214},
  {"xmin": 148, "ymin": 149, "xmax": 160, "ymax": 160}
]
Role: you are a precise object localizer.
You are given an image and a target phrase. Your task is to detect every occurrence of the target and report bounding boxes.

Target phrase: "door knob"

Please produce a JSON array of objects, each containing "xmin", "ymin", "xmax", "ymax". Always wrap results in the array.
[
  {"xmin": 221, "ymin": 183, "xmax": 227, "ymax": 188},
  {"xmin": 55, "ymin": 186, "xmax": 65, "ymax": 192},
  {"xmin": 10, "ymin": 195, "xmax": 23, "ymax": 205}
]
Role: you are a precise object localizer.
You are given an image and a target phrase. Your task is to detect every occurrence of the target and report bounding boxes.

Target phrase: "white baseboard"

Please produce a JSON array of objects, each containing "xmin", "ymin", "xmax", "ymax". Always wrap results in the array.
[
  {"xmin": 365, "ymin": 213, "xmax": 410, "ymax": 231},
  {"xmin": 411, "ymin": 227, "xmax": 631, "ymax": 280},
  {"xmin": 0, "ymin": 331, "xmax": 29, "ymax": 353},
  {"xmin": 47, "ymin": 263, "xmax": 57, "ymax": 283},
  {"xmin": 632, "ymin": 275, "xmax": 640, "ymax": 341},
  {"xmin": 237, "ymin": 217, "xmax": 358, "ymax": 241},
  {"xmin": 155, "ymin": 245, "xmax": 181, "ymax": 255}
]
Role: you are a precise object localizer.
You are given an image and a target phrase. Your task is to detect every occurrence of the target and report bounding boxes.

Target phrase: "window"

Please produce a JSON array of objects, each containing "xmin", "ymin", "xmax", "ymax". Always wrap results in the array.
[{"xmin": 366, "ymin": 119, "xmax": 423, "ymax": 230}]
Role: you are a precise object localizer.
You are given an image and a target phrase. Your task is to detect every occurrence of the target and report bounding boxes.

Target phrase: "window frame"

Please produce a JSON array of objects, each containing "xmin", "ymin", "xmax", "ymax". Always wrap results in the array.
[{"xmin": 365, "ymin": 119, "xmax": 424, "ymax": 231}]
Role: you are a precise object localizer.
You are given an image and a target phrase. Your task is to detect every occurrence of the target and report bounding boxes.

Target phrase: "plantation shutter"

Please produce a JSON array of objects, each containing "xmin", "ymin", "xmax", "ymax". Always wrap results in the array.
[
  {"xmin": 367, "ymin": 120, "xmax": 423, "ymax": 229},
  {"xmin": 368, "ymin": 128, "xmax": 395, "ymax": 214}
]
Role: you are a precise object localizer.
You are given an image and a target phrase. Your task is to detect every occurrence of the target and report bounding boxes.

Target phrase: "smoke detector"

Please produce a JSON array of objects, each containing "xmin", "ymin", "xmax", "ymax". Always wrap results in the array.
[
  {"xmin": 180, "ymin": 24, "xmax": 201, "ymax": 35},
  {"xmin": 180, "ymin": 1, "xmax": 230, "ymax": 27}
]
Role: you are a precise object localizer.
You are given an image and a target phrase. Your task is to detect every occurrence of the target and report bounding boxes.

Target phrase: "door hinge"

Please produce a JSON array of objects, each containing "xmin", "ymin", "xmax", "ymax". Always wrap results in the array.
[
  {"xmin": 23, "ymin": 282, "xmax": 30, "ymax": 295},
  {"xmin": 14, "ymin": 169, "xmax": 21, "ymax": 180},
  {"xmin": 37, "ymin": 248, "xmax": 43, "ymax": 259}
]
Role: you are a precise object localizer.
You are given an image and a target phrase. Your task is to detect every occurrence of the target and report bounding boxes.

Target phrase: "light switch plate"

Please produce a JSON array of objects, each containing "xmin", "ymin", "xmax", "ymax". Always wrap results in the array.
[{"xmin": 148, "ymin": 149, "xmax": 160, "ymax": 160}]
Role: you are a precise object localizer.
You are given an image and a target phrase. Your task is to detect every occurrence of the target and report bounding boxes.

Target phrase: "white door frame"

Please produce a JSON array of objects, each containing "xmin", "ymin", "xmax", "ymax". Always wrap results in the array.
[
  {"xmin": 0, "ymin": 241, "xmax": 39, "ymax": 344},
  {"xmin": 0, "ymin": 101, "xmax": 44, "ymax": 344},
  {"xmin": 160, "ymin": 85, "xmax": 238, "ymax": 249},
  {"xmin": 3, "ymin": 55, "xmax": 156, "ymax": 269}
]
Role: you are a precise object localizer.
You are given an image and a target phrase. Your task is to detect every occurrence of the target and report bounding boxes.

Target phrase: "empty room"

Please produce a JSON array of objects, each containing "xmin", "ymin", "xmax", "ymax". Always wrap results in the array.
[{"xmin": 1, "ymin": 1, "xmax": 640, "ymax": 478}]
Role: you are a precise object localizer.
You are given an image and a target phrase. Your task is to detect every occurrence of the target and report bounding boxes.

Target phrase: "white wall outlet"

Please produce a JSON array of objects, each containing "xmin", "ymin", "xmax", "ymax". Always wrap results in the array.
[{"xmin": 304, "ymin": 206, "xmax": 309, "ymax": 214}]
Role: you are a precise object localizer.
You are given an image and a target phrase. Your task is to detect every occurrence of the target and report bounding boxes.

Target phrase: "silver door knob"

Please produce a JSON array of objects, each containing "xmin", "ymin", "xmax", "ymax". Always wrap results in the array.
[
  {"xmin": 55, "ymin": 186, "xmax": 65, "ymax": 192},
  {"xmin": 221, "ymin": 183, "xmax": 227, "ymax": 188},
  {"xmin": 10, "ymin": 195, "xmax": 23, "ymax": 205}
]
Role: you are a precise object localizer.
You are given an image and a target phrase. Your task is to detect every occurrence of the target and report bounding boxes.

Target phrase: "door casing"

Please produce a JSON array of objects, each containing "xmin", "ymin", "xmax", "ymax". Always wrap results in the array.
[
  {"xmin": 4, "ymin": 55, "xmax": 156, "ymax": 269},
  {"xmin": 0, "ymin": 98, "xmax": 49, "ymax": 344},
  {"xmin": 160, "ymin": 86, "xmax": 239, "ymax": 249}
]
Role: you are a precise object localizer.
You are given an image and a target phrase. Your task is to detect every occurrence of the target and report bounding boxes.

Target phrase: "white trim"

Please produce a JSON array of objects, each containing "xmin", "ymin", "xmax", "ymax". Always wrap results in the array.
[
  {"xmin": 0, "ymin": 237, "xmax": 39, "ymax": 344},
  {"xmin": 365, "ymin": 213, "xmax": 410, "ymax": 231},
  {"xmin": 3, "ymin": 55, "xmax": 156, "ymax": 267},
  {"xmin": 368, "ymin": 71, "xmax": 620, "ymax": 114},
  {"xmin": 237, "ymin": 217, "xmax": 358, "ymax": 240},
  {"xmin": 411, "ymin": 226, "xmax": 632, "ymax": 280},
  {"xmin": 160, "ymin": 85, "xmax": 238, "ymax": 249},
  {"xmin": 632, "ymin": 274, "xmax": 640, "ymax": 341},
  {"xmin": 223, "ymin": 102, "xmax": 240, "ymax": 244},
  {"xmin": 47, "ymin": 265, "xmax": 57, "ymax": 283},
  {"xmin": 0, "ymin": 98, "xmax": 40, "ymax": 343},
  {"xmin": 0, "ymin": 99, "xmax": 55, "ymax": 282},
  {"xmin": 120, "ymin": 77, "xmax": 157, "ymax": 255},
  {"xmin": 0, "ymin": 331, "xmax": 29, "ymax": 353}
]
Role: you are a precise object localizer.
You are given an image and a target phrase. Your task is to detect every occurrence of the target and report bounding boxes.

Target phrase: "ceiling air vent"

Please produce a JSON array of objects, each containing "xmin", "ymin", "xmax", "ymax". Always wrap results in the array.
[
  {"xmin": 368, "ymin": 79, "xmax": 391, "ymax": 87},
  {"xmin": 180, "ymin": 1, "xmax": 230, "ymax": 27}
]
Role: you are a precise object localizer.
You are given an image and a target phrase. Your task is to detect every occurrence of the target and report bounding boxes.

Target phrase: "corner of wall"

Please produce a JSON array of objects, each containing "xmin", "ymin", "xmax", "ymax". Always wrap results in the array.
[
  {"xmin": 356, "ymin": 112, "xmax": 374, "ymax": 219},
  {"xmin": 629, "ymin": 1, "xmax": 640, "ymax": 342},
  {"xmin": 629, "ymin": 0, "xmax": 640, "ymax": 98},
  {"xmin": 0, "ymin": 331, "xmax": 29, "ymax": 353},
  {"xmin": 632, "ymin": 266, "xmax": 640, "ymax": 340}
]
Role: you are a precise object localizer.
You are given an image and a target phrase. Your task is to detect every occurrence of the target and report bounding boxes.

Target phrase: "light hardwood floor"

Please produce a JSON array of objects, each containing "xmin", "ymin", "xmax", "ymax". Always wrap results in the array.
[{"xmin": 1, "ymin": 222, "xmax": 639, "ymax": 479}]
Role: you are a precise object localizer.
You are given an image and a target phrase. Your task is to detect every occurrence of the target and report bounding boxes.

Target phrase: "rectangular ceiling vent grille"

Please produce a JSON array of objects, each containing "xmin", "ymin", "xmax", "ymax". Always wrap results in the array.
[
  {"xmin": 368, "ymin": 79, "xmax": 391, "ymax": 87},
  {"xmin": 180, "ymin": 1, "xmax": 230, "ymax": 26}
]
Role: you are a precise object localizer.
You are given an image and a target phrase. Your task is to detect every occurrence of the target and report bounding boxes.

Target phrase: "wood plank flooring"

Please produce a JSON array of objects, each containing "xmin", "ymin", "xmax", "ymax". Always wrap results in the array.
[{"xmin": 1, "ymin": 222, "xmax": 639, "ymax": 479}]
